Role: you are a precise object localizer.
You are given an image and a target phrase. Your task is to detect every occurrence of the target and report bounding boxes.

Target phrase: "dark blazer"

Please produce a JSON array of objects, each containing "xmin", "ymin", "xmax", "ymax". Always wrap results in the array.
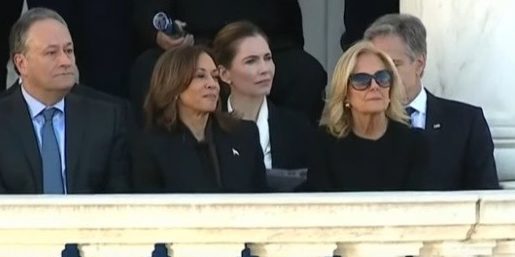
[
  {"xmin": 222, "ymin": 99, "xmax": 314, "ymax": 169},
  {"xmin": 410, "ymin": 91, "xmax": 499, "ymax": 190},
  {"xmin": 0, "ymin": 85, "xmax": 131, "ymax": 193},
  {"xmin": 268, "ymin": 101, "xmax": 314, "ymax": 169},
  {"xmin": 131, "ymin": 117, "xmax": 267, "ymax": 193}
]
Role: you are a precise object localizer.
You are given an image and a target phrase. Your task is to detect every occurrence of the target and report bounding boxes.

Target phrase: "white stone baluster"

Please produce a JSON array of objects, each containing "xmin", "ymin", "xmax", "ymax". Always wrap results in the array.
[
  {"xmin": 0, "ymin": 245, "xmax": 64, "ymax": 257},
  {"xmin": 492, "ymin": 240, "xmax": 515, "ymax": 257},
  {"xmin": 247, "ymin": 243, "xmax": 336, "ymax": 257},
  {"xmin": 334, "ymin": 242, "xmax": 422, "ymax": 257},
  {"xmin": 166, "ymin": 243, "xmax": 244, "ymax": 257},
  {"xmin": 420, "ymin": 241, "xmax": 495, "ymax": 257},
  {"xmin": 78, "ymin": 244, "xmax": 155, "ymax": 257}
]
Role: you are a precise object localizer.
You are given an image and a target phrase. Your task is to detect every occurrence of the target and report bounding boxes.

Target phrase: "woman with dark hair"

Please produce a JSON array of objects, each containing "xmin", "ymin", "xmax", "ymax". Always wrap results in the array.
[
  {"xmin": 213, "ymin": 21, "xmax": 314, "ymax": 191},
  {"xmin": 132, "ymin": 45, "xmax": 267, "ymax": 193}
]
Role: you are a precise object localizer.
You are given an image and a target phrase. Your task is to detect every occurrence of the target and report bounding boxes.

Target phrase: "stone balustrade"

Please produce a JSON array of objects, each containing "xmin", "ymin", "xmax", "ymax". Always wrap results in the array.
[{"xmin": 0, "ymin": 191, "xmax": 514, "ymax": 257}]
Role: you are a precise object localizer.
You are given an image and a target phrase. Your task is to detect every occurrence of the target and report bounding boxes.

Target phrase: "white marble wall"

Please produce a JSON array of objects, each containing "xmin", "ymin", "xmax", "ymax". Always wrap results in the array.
[
  {"xmin": 401, "ymin": 0, "xmax": 515, "ymax": 186},
  {"xmin": 299, "ymin": 0, "xmax": 345, "ymax": 84}
]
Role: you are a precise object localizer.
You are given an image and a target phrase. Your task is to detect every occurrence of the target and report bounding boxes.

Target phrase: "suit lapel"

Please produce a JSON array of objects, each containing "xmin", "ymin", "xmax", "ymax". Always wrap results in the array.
[
  {"xmin": 8, "ymin": 88, "xmax": 43, "ymax": 191},
  {"xmin": 64, "ymin": 92, "xmax": 87, "ymax": 191},
  {"xmin": 267, "ymin": 101, "xmax": 284, "ymax": 168},
  {"xmin": 213, "ymin": 122, "xmax": 243, "ymax": 188},
  {"xmin": 425, "ymin": 90, "xmax": 443, "ymax": 135}
]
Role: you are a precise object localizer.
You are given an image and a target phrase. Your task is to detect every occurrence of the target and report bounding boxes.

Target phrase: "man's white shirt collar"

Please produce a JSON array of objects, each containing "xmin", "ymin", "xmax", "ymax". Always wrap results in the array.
[
  {"xmin": 406, "ymin": 86, "xmax": 427, "ymax": 129},
  {"xmin": 408, "ymin": 86, "xmax": 427, "ymax": 115},
  {"xmin": 21, "ymin": 85, "xmax": 65, "ymax": 119}
]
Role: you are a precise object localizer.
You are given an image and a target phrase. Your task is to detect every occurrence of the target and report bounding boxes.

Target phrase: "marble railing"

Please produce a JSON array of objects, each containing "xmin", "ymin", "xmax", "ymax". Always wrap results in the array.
[
  {"xmin": 493, "ymin": 127, "xmax": 515, "ymax": 189},
  {"xmin": 0, "ymin": 191, "xmax": 514, "ymax": 257}
]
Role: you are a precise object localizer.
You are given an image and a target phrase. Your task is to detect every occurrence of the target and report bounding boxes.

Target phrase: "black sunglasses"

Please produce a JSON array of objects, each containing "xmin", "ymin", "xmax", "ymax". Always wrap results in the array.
[{"xmin": 349, "ymin": 69, "xmax": 393, "ymax": 91}]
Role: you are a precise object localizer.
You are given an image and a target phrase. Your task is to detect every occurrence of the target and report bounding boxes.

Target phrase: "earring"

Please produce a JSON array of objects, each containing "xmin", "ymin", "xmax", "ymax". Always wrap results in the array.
[{"xmin": 344, "ymin": 102, "xmax": 351, "ymax": 108}]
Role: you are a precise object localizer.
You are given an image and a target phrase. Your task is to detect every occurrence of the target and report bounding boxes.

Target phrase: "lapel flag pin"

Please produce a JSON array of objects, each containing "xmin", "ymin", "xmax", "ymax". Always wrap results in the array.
[
  {"xmin": 232, "ymin": 148, "xmax": 240, "ymax": 156},
  {"xmin": 433, "ymin": 123, "xmax": 441, "ymax": 129}
]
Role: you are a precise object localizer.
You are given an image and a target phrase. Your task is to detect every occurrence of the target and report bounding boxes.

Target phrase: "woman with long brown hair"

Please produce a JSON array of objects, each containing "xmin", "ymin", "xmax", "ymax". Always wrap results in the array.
[
  {"xmin": 213, "ymin": 21, "xmax": 314, "ymax": 191},
  {"xmin": 132, "ymin": 45, "xmax": 267, "ymax": 193}
]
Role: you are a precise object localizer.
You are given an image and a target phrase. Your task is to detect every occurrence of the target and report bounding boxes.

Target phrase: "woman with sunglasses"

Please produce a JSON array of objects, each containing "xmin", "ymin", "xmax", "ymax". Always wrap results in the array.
[{"xmin": 306, "ymin": 40, "xmax": 428, "ymax": 192}]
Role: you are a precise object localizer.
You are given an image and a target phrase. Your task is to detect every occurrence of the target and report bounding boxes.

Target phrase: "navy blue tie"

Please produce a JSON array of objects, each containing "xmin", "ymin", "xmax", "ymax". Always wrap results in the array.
[
  {"xmin": 40, "ymin": 108, "xmax": 64, "ymax": 194},
  {"xmin": 405, "ymin": 107, "xmax": 416, "ymax": 126}
]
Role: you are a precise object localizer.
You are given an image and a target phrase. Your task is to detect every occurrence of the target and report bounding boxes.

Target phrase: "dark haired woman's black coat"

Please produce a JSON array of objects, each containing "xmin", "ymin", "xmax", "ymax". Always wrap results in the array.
[{"xmin": 131, "ymin": 117, "xmax": 267, "ymax": 193}]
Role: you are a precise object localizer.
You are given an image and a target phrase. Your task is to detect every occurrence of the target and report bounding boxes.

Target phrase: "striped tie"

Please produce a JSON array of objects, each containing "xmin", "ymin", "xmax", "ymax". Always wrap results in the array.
[{"xmin": 405, "ymin": 107, "xmax": 416, "ymax": 126}]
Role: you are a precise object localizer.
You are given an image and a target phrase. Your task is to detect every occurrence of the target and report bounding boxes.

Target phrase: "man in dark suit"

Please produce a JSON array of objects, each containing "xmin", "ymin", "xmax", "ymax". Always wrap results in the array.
[
  {"xmin": 0, "ymin": 7, "xmax": 131, "ymax": 194},
  {"xmin": 364, "ymin": 13, "xmax": 499, "ymax": 190}
]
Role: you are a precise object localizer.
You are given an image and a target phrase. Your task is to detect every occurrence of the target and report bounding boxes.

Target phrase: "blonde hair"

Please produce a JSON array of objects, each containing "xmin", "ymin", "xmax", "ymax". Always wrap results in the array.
[{"xmin": 320, "ymin": 40, "xmax": 409, "ymax": 138}]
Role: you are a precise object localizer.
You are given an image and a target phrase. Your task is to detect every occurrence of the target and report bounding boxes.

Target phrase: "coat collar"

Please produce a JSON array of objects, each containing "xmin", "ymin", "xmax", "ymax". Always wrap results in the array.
[
  {"xmin": 425, "ymin": 89, "xmax": 444, "ymax": 132},
  {"xmin": 63, "ymin": 91, "xmax": 87, "ymax": 190},
  {"xmin": 7, "ymin": 87, "xmax": 43, "ymax": 191}
]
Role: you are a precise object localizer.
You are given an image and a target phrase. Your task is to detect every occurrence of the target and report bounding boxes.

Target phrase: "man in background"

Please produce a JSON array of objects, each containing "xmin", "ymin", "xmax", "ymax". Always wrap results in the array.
[{"xmin": 364, "ymin": 13, "xmax": 499, "ymax": 190}]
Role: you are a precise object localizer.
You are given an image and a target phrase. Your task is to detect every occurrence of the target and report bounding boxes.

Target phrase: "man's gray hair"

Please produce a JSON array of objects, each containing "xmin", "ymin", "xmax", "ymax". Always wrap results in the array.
[
  {"xmin": 364, "ymin": 13, "xmax": 426, "ymax": 60},
  {"xmin": 9, "ymin": 7, "xmax": 68, "ymax": 59}
]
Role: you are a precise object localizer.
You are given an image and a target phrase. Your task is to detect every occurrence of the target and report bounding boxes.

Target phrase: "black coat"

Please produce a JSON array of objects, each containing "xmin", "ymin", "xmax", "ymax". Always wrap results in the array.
[
  {"xmin": 306, "ymin": 120, "xmax": 428, "ymax": 192},
  {"xmin": 267, "ymin": 101, "xmax": 314, "ymax": 169},
  {"xmin": 222, "ymin": 99, "xmax": 314, "ymax": 170},
  {"xmin": 131, "ymin": 117, "xmax": 267, "ymax": 193}
]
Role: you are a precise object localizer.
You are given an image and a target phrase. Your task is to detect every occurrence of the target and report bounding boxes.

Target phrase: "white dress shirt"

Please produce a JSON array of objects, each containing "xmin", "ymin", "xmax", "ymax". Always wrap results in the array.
[
  {"xmin": 21, "ymin": 86, "xmax": 67, "ymax": 193},
  {"xmin": 228, "ymin": 97, "xmax": 272, "ymax": 169},
  {"xmin": 407, "ymin": 87, "xmax": 427, "ymax": 129}
]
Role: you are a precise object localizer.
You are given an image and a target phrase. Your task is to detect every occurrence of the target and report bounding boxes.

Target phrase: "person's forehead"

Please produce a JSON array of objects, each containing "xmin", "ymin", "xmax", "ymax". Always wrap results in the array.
[
  {"xmin": 235, "ymin": 36, "xmax": 269, "ymax": 56},
  {"xmin": 197, "ymin": 53, "xmax": 216, "ymax": 69},
  {"xmin": 354, "ymin": 52, "xmax": 386, "ymax": 71},
  {"xmin": 371, "ymin": 34, "xmax": 408, "ymax": 55},
  {"xmin": 25, "ymin": 19, "xmax": 72, "ymax": 47}
]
